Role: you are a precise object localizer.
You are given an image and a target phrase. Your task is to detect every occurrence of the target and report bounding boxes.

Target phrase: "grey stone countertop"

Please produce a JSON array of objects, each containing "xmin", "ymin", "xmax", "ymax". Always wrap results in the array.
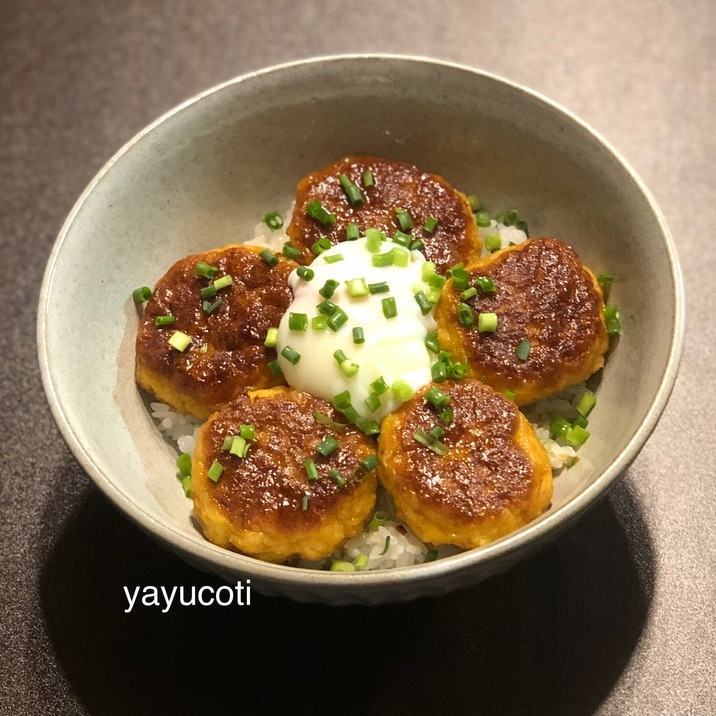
[{"xmin": 1, "ymin": 1, "xmax": 713, "ymax": 714}]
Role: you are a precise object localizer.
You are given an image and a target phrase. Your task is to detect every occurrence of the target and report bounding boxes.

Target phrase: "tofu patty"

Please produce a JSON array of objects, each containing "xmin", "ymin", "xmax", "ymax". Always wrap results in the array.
[
  {"xmin": 191, "ymin": 387, "xmax": 378, "ymax": 563},
  {"xmin": 135, "ymin": 244, "xmax": 295, "ymax": 419},
  {"xmin": 434, "ymin": 238, "xmax": 609, "ymax": 405},
  {"xmin": 377, "ymin": 380, "xmax": 553, "ymax": 549},
  {"xmin": 286, "ymin": 156, "xmax": 481, "ymax": 272}
]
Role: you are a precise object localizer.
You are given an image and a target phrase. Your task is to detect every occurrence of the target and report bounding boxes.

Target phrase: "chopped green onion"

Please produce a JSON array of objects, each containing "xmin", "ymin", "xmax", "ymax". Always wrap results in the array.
[
  {"xmin": 132, "ymin": 286, "xmax": 152, "ymax": 303},
  {"xmin": 200, "ymin": 284, "xmax": 217, "ymax": 299},
  {"xmin": 448, "ymin": 264, "xmax": 470, "ymax": 290},
  {"xmin": 332, "ymin": 390, "xmax": 352, "ymax": 410},
  {"xmin": 368, "ymin": 510, "xmax": 388, "ymax": 530},
  {"xmin": 575, "ymin": 390, "xmax": 597, "ymax": 418},
  {"xmin": 316, "ymin": 436, "xmax": 339, "ymax": 457},
  {"xmin": 604, "ymin": 305, "xmax": 621, "ymax": 336},
  {"xmin": 381, "ymin": 297, "xmax": 398, "ymax": 319},
  {"xmin": 410, "ymin": 239, "xmax": 425, "ymax": 251},
  {"xmin": 346, "ymin": 277, "xmax": 369, "ymax": 298},
  {"xmin": 466, "ymin": 194, "xmax": 480, "ymax": 210},
  {"xmin": 168, "ymin": 330, "xmax": 192, "ymax": 352},
  {"xmin": 180, "ymin": 475, "xmax": 192, "ymax": 497},
  {"xmin": 423, "ymin": 216, "xmax": 438, "ymax": 234},
  {"xmin": 194, "ymin": 261, "xmax": 219, "ymax": 279},
  {"xmin": 288, "ymin": 312, "xmax": 308, "ymax": 332},
  {"xmin": 364, "ymin": 392, "xmax": 382, "ymax": 412},
  {"xmin": 478, "ymin": 312, "xmax": 498, "ymax": 333},
  {"xmin": 424, "ymin": 547, "xmax": 439, "ymax": 562},
  {"xmin": 296, "ymin": 266, "xmax": 314, "ymax": 281},
  {"xmin": 267, "ymin": 358, "xmax": 282, "ymax": 375},
  {"xmin": 485, "ymin": 235, "xmax": 502, "ymax": 253},
  {"xmin": 438, "ymin": 406, "xmax": 454, "ymax": 424},
  {"xmin": 311, "ymin": 315, "xmax": 328, "ymax": 330},
  {"xmin": 264, "ymin": 211, "xmax": 283, "ymax": 230},
  {"xmin": 503, "ymin": 389, "xmax": 517, "ymax": 401},
  {"xmin": 379, "ymin": 536, "xmax": 391, "ymax": 555},
  {"xmin": 475, "ymin": 276, "xmax": 497, "ymax": 293},
  {"xmin": 425, "ymin": 331, "xmax": 441, "ymax": 353},
  {"xmin": 430, "ymin": 425, "xmax": 445, "ymax": 439},
  {"xmin": 221, "ymin": 435, "xmax": 233, "ymax": 451},
  {"xmin": 352, "ymin": 326, "xmax": 365, "ymax": 344},
  {"xmin": 395, "ymin": 208, "xmax": 412, "ymax": 232},
  {"xmin": 474, "ymin": 210, "xmax": 491, "ymax": 227},
  {"xmin": 425, "ymin": 387, "xmax": 451, "ymax": 409},
  {"xmin": 304, "ymin": 459, "xmax": 319, "ymax": 481},
  {"xmin": 176, "ymin": 452, "xmax": 192, "ymax": 477},
  {"xmin": 431, "ymin": 360, "xmax": 449, "ymax": 382},
  {"xmin": 457, "ymin": 303, "xmax": 474, "ymax": 327},
  {"xmin": 312, "ymin": 409, "xmax": 347, "ymax": 430},
  {"xmin": 213, "ymin": 274, "xmax": 233, "ymax": 291},
  {"xmin": 260, "ymin": 248, "xmax": 279, "ymax": 267},
  {"xmin": 316, "ymin": 299, "xmax": 338, "ymax": 316},
  {"xmin": 362, "ymin": 169, "xmax": 374, "ymax": 188},
  {"xmin": 565, "ymin": 424, "xmax": 590, "ymax": 448},
  {"xmin": 282, "ymin": 243, "xmax": 301, "ymax": 260},
  {"xmin": 361, "ymin": 455, "xmax": 379, "ymax": 472},
  {"xmin": 414, "ymin": 290, "xmax": 432, "ymax": 315},
  {"xmin": 155, "ymin": 314, "xmax": 175, "ymax": 326},
  {"xmin": 310, "ymin": 236, "xmax": 332, "ymax": 256},
  {"xmin": 391, "ymin": 379, "xmax": 413, "ymax": 402},
  {"xmin": 240, "ymin": 424, "xmax": 255, "ymax": 441},
  {"xmin": 451, "ymin": 362, "xmax": 467, "ymax": 379},
  {"xmin": 414, "ymin": 428, "xmax": 449, "ymax": 456},
  {"xmin": 392, "ymin": 245, "xmax": 410, "ymax": 267},
  {"xmin": 329, "ymin": 469, "xmax": 346, "ymax": 487},
  {"xmin": 203, "ymin": 298, "xmax": 222, "ymax": 315},
  {"xmin": 302, "ymin": 493, "xmax": 310, "ymax": 511},
  {"xmin": 515, "ymin": 220, "xmax": 530, "ymax": 236},
  {"xmin": 357, "ymin": 419, "xmax": 380, "ymax": 435},
  {"xmin": 372, "ymin": 251, "xmax": 394, "ymax": 268},
  {"xmin": 365, "ymin": 227, "xmax": 384, "ymax": 253},
  {"xmin": 324, "ymin": 253, "xmax": 344, "ymax": 264},
  {"xmin": 368, "ymin": 281, "xmax": 390, "ymax": 294},
  {"xmin": 319, "ymin": 279, "xmax": 339, "ymax": 299},
  {"xmin": 264, "ymin": 327, "xmax": 279, "ymax": 347},
  {"xmin": 207, "ymin": 459, "xmax": 224, "ymax": 482},
  {"xmin": 346, "ymin": 223, "xmax": 360, "ymax": 241},
  {"xmin": 354, "ymin": 554, "xmax": 369, "ymax": 568},
  {"xmin": 330, "ymin": 560, "xmax": 354, "ymax": 572},
  {"xmin": 333, "ymin": 350, "xmax": 359, "ymax": 377},
  {"xmin": 229, "ymin": 435, "xmax": 248, "ymax": 458},
  {"xmin": 281, "ymin": 345, "xmax": 301, "ymax": 364},
  {"xmin": 573, "ymin": 414, "xmax": 589, "ymax": 428},
  {"xmin": 515, "ymin": 338, "xmax": 532, "ymax": 361},
  {"xmin": 305, "ymin": 199, "xmax": 336, "ymax": 228},
  {"xmin": 460, "ymin": 287, "xmax": 477, "ymax": 301},
  {"xmin": 327, "ymin": 307, "xmax": 349, "ymax": 331},
  {"xmin": 392, "ymin": 230, "xmax": 412, "ymax": 247},
  {"xmin": 370, "ymin": 376, "xmax": 389, "ymax": 395},
  {"xmin": 338, "ymin": 173, "xmax": 364, "ymax": 206}
]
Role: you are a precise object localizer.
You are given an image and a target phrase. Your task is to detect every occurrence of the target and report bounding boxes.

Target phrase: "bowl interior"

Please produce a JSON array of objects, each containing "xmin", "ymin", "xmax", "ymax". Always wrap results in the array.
[{"xmin": 38, "ymin": 56, "xmax": 682, "ymax": 604}]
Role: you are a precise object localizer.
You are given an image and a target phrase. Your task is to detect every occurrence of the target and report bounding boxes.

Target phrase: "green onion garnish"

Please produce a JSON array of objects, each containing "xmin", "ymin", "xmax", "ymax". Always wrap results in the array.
[
  {"xmin": 305, "ymin": 199, "xmax": 336, "ymax": 228},
  {"xmin": 392, "ymin": 245, "xmax": 410, "ymax": 267},
  {"xmin": 362, "ymin": 169, "xmax": 374, "ymax": 188},
  {"xmin": 176, "ymin": 452, "xmax": 192, "ymax": 477},
  {"xmin": 264, "ymin": 327, "xmax": 278, "ymax": 347},
  {"xmin": 392, "ymin": 230, "xmax": 412, "ymax": 247},
  {"xmin": 364, "ymin": 392, "xmax": 382, "ymax": 412},
  {"xmin": 324, "ymin": 253, "xmax": 344, "ymax": 264},
  {"xmin": 296, "ymin": 266, "xmax": 314, "ymax": 281},
  {"xmin": 288, "ymin": 312, "xmax": 308, "ymax": 331},
  {"xmin": 474, "ymin": 210, "xmax": 491, "ymax": 227},
  {"xmin": 207, "ymin": 459, "xmax": 224, "ymax": 483},
  {"xmin": 229, "ymin": 435, "xmax": 248, "ymax": 458},
  {"xmin": 424, "ymin": 548, "xmax": 439, "ymax": 562},
  {"xmin": 319, "ymin": 279, "xmax": 339, "ymax": 299},
  {"xmin": 425, "ymin": 387, "xmax": 451, "ymax": 409},
  {"xmin": 330, "ymin": 560, "xmax": 354, "ymax": 572},
  {"xmin": 311, "ymin": 315, "xmax": 328, "ymax": 330},
  {"xmin": 327, "ymin": 307, "xmax": 349, "ymax": 331},
  {"xmin": 333, "ymin": 390, "xmax": 352, "ymax": 410},
  {"xmin": 475, "ymin": 276, "xmax": 497, "ymax": 293},
  {"xmin": 180, "ymin": 475, "xmax": 192, "ymax": 497},
  {"xmin": 457, "ymin": 303, "xmax": 474, "ymax": 327},
  {"xmin": 346, "ymin": 277, "xmax": 369, "ymax": 298},
  {"xmin": 155, "ymin": 315, "xmax": 175, "ymax": 326},
  {"xmin": 467, "ymin": 194, "xmax": 480, "ymax": 211},
  {"xmin": 370, "ymin": 376, "xmax": 389, "ymax": 395},
  {"xmin": 304, "ymin": 459, "xmax": 319, "ymax": 481},
  {"xmin": 352, "ymin": 327, "xmax": 365, "ymax": 344},
  {"xmin": 282, "ymin": 243, "xmax": 301, "ymax": 260},
  {"xmin": 575, "ymin": 389, "xmax": 597, "ymax": 418},
  {"xmin": 391, "ymin": 379, "xmax": 413, "ymax": 402},
  {"xmin": 302, "ymin": 494, "xmax": 310, "ymax": 511},
  {"xmin": 368, "ymin": 510, "xmax": 388, "ymax": 530},
  {"xmin": 260, "ymin": 249, "xmax": 279, "ymax": 267},
  {"xmin": 281, "ymin": 345, "xmax": 301, "ymax": 364},
  {"xmin": 379, "ymin": 536, "xmax": 391, "ymax": 556},
  {"xmin": 423, "ymin": 216, "xmax": 438, "ymax": 234},
  {"xmin": 240, "ymin": 424, "xmax": 255, "ymax": 440},
  {"xmin": 316, "ymin": 299, "xmax": 338, "ymax": 315},
  {"xmin": 338, "ymin": 173, "xmax": 364, "ymax": 206},
  {"xmin": 200, "ymin": 284, "xmax": 217, "ymax": 299},
  {"xmin": 425, "ymin": 331, "xmax": 441, "ymax": 353},
  {"xmin": 312, "ymin": 410, "xmax": 347, "ymax": 430},
  {"xmin": 414, "ymin": 290, "xmax": 432, "ymax": 316},
  {"xmin": 194, "ymin": 261, "xmax": 219, "ymax": 279},
  {"xmin": 310, "ymin": 236, "xmax": 332, "ymax": 255},
  {"xmin": 132, "ymin": 286, "xmax": 152, "ymax": 303},
  {"xmin": 372, "ymin": 251, "xmax": 394, "ymax": 268},
  {"xmin": 381, "ymin": 297, "xmax": 398, "ymax": 319},
  {"xmin": 346, "ymin": 223, "xmax": 360, "ymax": 241},
  {"xmin": 515, "ymin": 338, "xmax": 532, "ymax": 361},
  {"xmin": 267, "ymin": 359, "xmax": 282, "ymax": 375},
  {"xmin": 168, "ymin": 330, "xmax": 192, "ymax": 352},
  {"xmin": 395, "ymin": 208, "xmax": 412, "ymax": 232},
  {"xmin": 203, "ymin": 298, "xmax": 222, "ymax": 315},
  {"xmin": 213, "ymin": 274, "xmax": 233, "ymax": 291},
  {"xmin": 264, "ymin": 211, "xmax": 284, "ymax": 230},
  {"xmin": 565, "ymin": 424, "xmax": 590, "ymax": 448},
  {"xmin": 368, "ymin": 281, "xmax": 390, "ymax": 294},
  {"xmin": 316, "ymin": 436, "xmax": 339, "ymax": 457},
  {"xmin": 354, "ymin": 554, "xmax": 369, "ymax": 568},
  {"xmin": 604, "ymin": 305, "xmax": 621, "ymax": 336},
  {"xmin": 484, "ymin": 235, "xmax": 502, "ymax": 253},
  {"xmin": 478, "ymin": 312, "xmax": 498, "ymax": 332},
  {"xmin": 414, "ymin": 428, "xmax": 449, "ymax": 456},
  {"xmin": 460, "ymin": 286, "xmax": 477, "ymax": 301},
  {"xmin": 357, "ymin": 419, "xmax": 380, "ymax": 436},
  {"xmin": 365, "ymin": 227, "xmax": 384, "ymax": 253},
  {"xmin": 329, "ymin": 469, "xmax": 346, "ymax": 487}
]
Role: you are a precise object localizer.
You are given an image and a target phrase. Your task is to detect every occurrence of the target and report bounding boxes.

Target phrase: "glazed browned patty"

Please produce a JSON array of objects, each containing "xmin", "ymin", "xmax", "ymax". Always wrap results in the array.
[
  {"xmin": 435, "ymin": 238, "xmax": 608, "ymax": 405},
  {"xmin": 135, "ymin": 244, "xmax": 295, "ymax": 419},
  {"xmin": 191, "ymin": 388, "xmax": 378, "ymax": 563},
  {"xmin": 286, "ymin": 156, "xmax": 481, "ymax": 272},
  {"xmin": 378, "ymin": 379, "xmax": 553, "ymax": 549}
]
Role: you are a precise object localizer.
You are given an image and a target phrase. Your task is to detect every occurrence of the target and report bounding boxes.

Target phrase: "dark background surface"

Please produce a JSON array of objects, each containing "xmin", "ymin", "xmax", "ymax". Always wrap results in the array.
[{"xmin": 2, "ymin": 1, "xmax": 714, "ymax": 714}]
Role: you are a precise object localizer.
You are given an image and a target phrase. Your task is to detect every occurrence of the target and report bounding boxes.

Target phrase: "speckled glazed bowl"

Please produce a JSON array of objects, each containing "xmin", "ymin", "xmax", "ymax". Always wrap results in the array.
[{"xmin": 38, "ymin": 56, "xmax": 683, "ymax": 605}]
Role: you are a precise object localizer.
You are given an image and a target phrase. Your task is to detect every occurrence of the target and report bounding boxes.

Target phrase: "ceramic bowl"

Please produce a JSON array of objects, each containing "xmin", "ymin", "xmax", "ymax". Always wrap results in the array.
[{"xmin": 38, "ymin": 56, "xmax": 683, "ymax": 605}]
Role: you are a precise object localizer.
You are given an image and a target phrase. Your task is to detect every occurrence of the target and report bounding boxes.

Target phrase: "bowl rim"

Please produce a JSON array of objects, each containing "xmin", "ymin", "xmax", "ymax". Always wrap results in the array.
[{"xmin": 37, "ymin": 53, "xmax": 685, "ymax": 596}]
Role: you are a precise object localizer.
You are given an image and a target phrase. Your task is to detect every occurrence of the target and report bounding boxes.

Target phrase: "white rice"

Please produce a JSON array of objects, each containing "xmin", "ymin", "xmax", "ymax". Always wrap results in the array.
[{"xmin": 148, "ymin": 211, "xmax": 587, "ymax": 570}]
